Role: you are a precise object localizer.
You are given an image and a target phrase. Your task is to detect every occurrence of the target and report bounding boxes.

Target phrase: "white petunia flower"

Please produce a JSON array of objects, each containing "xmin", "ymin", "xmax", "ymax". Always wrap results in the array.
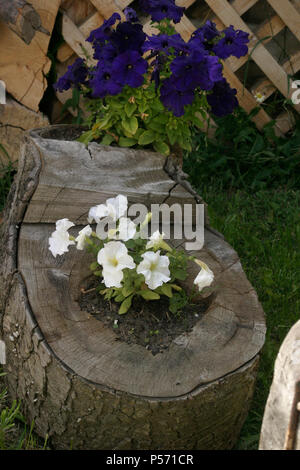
[
  {"xmin": 137, "ymin": 250, "xmax": 171, "ymax": 290},
  {"xmin": 88, "ymin": 194, "xmax": 128, "ymax": 224},
  {"xmin": 146, "ymin": 230, "xmax": 165, "ymax": 249},
  {"xmin": 55, "ymin": 218, "xmax": 75, "ymax": 232},
  {"xmin": 49, "ymin": 218, "xmax": 75, "ymax": 257},
  {"xmin": 97, "ymin": 241, "xmax": 135, "ymax": 288},
  {"xmin": 106, "ymin": 195, "xmax": 128, "ymax": 221},
  {"xmin": 88, "ymin": 204, "xmax": 109, "ymax": 224},
  {"xmin": 194, "ymin": 260, "xmax": 214, "ymax": 291},
  {"xmin": 109, "ymin": 217, "xmax": 136, "ymax": 241},
  {"xmin": 145, "ymin": 230, "xmax": 171, "ymax": 251},
  {"xmin": 75, "ymin": 225, "xmax": 92, "ymax": 250}
]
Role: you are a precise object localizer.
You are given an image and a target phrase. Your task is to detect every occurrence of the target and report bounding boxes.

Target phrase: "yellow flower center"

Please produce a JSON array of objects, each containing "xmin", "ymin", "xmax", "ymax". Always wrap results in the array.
[
  {"xmin": 110, "ymin": 257, "xmax": 119, "ymax": 267},
  {"xmin": 149, "ymin": 262, "xmax": 157, "ymax": 272}
]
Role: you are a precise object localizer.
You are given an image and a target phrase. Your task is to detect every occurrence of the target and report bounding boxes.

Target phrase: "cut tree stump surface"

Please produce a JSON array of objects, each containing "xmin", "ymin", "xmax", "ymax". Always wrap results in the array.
[{"xmin": 0, "ymin": 125, "xmax": 266, "ymax": 449}]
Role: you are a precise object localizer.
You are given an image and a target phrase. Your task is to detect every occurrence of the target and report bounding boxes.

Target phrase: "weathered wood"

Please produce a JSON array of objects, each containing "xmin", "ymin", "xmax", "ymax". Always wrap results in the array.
[
  {"xmin": 0, "ymin": 0, "xmax": 60, "ymax": 112},
  {"xmin": 259, "ymin": 320, "xmax": 300, "ymax": 450},
  {"xmin": 22, "ymin": 126, "xmax": 205, "ymax": 224},
  {"xmin": 61, "ymin": 13, "xmax": 96, "ymax": 65},
  {"xmin": 57, "ymin": 11, "xmax": 103, "ymax": 63},
  {"xmin": 267, "ymin": 0, "xmax": 300, "ymax": 43},
  {"xmin": 0, "ymin": 96, "xmax": 49, "ymax": 166},
  {"xmin": 2, "ymin": 275, "xmax": 260, "ymax": 449},
  {"xmin": 0, "ymin": 125, "xmax": 266, "ymax": 449},
  {"xmin": 0, "ymin": 0, "xmax": 49, "ymax": 44}
]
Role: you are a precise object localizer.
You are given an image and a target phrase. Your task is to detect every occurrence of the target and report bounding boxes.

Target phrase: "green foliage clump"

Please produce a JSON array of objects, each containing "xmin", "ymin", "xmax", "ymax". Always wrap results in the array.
[
  {"xmin": 78, "ymin": 83, "xmax": 207, "ymax": 155},
  {"xmin": 184, "ymin": 108, "xmax": 300, "ymax": 191}
]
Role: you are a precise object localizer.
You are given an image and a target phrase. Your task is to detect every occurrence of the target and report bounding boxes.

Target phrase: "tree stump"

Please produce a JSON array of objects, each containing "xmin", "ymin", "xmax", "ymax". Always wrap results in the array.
[
  {"xmin": 259, "ymin": 320, "xmax": 300, "ymax": 450},
  {"xmin": 0, "ymin": 125, "xmax": 266, "ymax": 450},
  {"xmin": 0, "ymin": 0, "xmax": 60, "ymax": 112},
  {"xmin": 0, "ymin": 0, "xmax": 50, "ymax": 44},
  {"xmin": 0, "ymin": 96, "xmax": 49, "ymax": 166}
]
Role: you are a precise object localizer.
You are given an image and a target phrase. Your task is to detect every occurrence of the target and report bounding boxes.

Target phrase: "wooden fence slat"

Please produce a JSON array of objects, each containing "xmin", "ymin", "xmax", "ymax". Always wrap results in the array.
[
  {"xmin": 57, "ymin": 11, "xmax": 103, "ymax": 63},
  {"xmin": 231, "ymin": 0, "xmax": 259, "ymax": 15},
  {"xmin": 61, "ymin": 12, "xmax": 96, "ymax": 65},
  {"xmin": 267, "ymin": 0, "xmax": 300, "ymax": 43},
  {"xmin": 89, "ymin": 0, "xmax": 125, "ymax": 19},
  {"xmin": 251, "ymin": 50, "xmax": 300, "ymax": 102}
]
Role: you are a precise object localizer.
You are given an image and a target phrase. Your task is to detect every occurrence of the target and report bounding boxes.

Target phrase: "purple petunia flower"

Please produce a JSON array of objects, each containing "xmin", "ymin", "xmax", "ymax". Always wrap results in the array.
[
  {"xmin": 124, "ymin": 7, "xmax": 139, "ymax": 23},
  {"xmin": 89, "ymin": 63, "xmax": 123, "ymax": 98},
  {"xmin": 93, "ymin": 43, "xmax": 119, "ymax": 62},
  {"xmin": 207, "ymin": 78, "xmax": 239, "ymax": 117},
  {"xmin": 189, "ymin": 21, "xmax": 220, "ymax": 52},
  {"xmin": 160, "ymin": 78, "xmax": 195, "ymax": 116},
  {"xmin": 170, "ymin": 51, "xmax": 223, "ymax": 91},
  {"xmin": 54, "ymin": 58, "xmax": 88, "ymax": 92},
  {"xmin": 140, "ymin": 0, "xmax": 185, "ymax": 24},
  {"xmin": 110, "ymin": 22, "xmax": 146, "ymax": 53},
  {"xmin": 213, "ymin": 25, "xmax": 249, "ymax": 59},
  {"xmin": 142, "ymin": 33, "xmax": 186, "ymax": 54},
  {"xmin": 111, "ymin": 50, "xmax": 148, "ymax": 88},
  {"xmin": 86, "ymin": 13, "xmax": 121, "ymax": 44}
]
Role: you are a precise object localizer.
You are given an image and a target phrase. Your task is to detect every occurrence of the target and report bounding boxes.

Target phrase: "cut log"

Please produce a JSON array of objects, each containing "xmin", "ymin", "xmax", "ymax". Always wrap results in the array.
[
  {"xmin": 0, "ymin": 0, "xmax": 49, "ymax": 44},
  {"xmin": 0, "ymin": 125, "xmax": 266, "ymax": 450},
  {"xmin": 0, "ymin": 0, "xmax": 60, "ymax": 112},
  {"xmin": 0, "ymin": 96, "xmax": 49, "ymax": 167},
  {"xmin": 259, "ymin": 320, "xmax": 300, "ymax": 450}
]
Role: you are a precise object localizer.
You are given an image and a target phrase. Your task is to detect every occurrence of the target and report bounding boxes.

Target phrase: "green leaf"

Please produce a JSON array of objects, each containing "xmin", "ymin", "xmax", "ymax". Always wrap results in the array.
[
  {"xmin": 138, "ymin": 130, "xmax": 155, "ymax": 146},
  {"xmin": 138, "ymin": 101, "xmax": 149, "ymax": 114},
  {"xmin": 153, "ymin": 141, "xmax": 170, "ymax": 156},
  {"xmin": 148, "ymin": 121, "xmax": 165, "ymax": 133},
  {"xmin": 77, "ymin": 130, "xmax": 95, "ymax": 146},
  {"xmin": 122, "ymin": 116, "xmax": 138, "ymax": 135},
  {"xmin": 93, "ymin": 116, "xmax": 112, "ymax": 130},
  {"xmin": 192, "ymin": 115, "xmax": 205, "ymax": 128},
  {"xmin": 118, "ymin": 137, "xmax": 137, "ymax": 147},
  {"xmin": 138, "ymin": 290, "xmax": 160, "ymax": 300},
  {"xmin": 166, "ymin": 129, "xmax": 177, "ymax": 146},
  {"xmin": 115, "ymin": 293, "xmax": 125, "ymax": 302},
  {"xmin": 122, "ymin": 285, "xmax": 135, "ymax": 297},
  {"xmin": 93, "ymin": 270, "xmax": 103, "ymax": 277},
  {"xmin": 101, "ymin": 134, "xmax": 115, "ymax": 146},
  {"xmin": 172, "ymin": 269, "xmax": 187, "ymax": 281},
  {"xmin": 160, "ymin": 284, "xmax": 173, "ymax": 298},
  {"xmin": 119, "ymin": 294, "xmax": 134, "ymax": 314},
  {"xmin": 89, "ymin": 261, "xmax": 99, "ymax": 271},
  {"xmin": 125, "ymin": 101, "xmax": 137, "ymax": 117}
]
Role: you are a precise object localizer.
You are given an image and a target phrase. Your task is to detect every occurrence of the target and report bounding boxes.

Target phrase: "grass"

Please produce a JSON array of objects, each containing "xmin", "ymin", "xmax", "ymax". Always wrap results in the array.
[
  {"xmin": 0, "ymin": 144, "xmax": 16, "ymax": 213},
  {"xmin": 183, "ymin": 108, "xmax": 300, "ymax": 449},
  {"xmin": 194, "ymin": 186, "xmax": 300, "ymax": 449},
  {"xmin": 0, "ymin": 372, "xmax": 49, "ymax": 450}
]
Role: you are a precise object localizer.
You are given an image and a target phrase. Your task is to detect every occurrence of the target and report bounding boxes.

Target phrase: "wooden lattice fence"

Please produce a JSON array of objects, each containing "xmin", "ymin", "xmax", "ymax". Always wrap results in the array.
[{"xmin": 56, "ymin": 0, "xmax": 300, "ymax": 135}]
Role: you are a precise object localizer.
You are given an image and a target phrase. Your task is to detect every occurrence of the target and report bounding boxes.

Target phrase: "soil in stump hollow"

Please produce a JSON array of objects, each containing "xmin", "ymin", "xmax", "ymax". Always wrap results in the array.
[{"xmin": 79, "ymin": 278, "xmax": 211, "ymax": 356}]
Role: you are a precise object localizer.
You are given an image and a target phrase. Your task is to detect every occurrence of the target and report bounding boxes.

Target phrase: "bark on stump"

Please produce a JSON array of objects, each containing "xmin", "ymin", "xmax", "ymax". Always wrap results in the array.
[
  {"xmin": 0, "ymin": 125, "xmax": 266, "ymax": 450},
  {"xmin": 259, "ymin": 320, "xmax": 300, "ymax": 450}
]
